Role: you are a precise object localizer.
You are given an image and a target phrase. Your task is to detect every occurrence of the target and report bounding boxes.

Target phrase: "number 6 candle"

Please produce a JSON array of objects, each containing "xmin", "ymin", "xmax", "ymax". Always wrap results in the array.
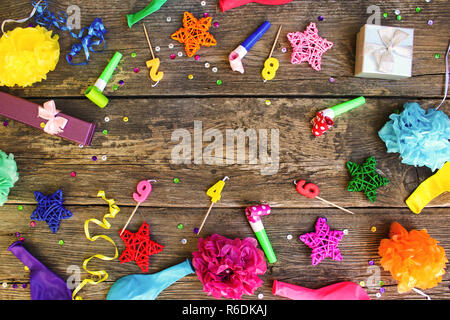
[{"xmin": 245, "ymin": 204, "xmax": 277, "ymax": 263}]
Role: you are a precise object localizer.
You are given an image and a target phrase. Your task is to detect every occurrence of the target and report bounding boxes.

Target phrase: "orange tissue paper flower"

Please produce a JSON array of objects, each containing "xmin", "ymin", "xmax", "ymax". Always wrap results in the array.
[{"xmin": 378, "ymin": 222, "xmax": 447, "ymax": 293}]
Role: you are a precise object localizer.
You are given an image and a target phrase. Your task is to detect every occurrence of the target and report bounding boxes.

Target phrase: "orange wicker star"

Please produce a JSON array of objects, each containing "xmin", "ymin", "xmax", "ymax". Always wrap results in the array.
[
  {"xmin": 171, "ymin": 12, "xmax": 217, "ymax": 57},
  {"xmin": 119, "ymin": 221, "xmax": 164, "ymax": 272}
]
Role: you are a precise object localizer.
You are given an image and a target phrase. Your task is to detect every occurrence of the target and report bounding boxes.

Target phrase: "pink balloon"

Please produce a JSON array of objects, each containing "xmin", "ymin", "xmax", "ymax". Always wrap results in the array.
[
  {"xmin": 273, "ymin": 280, "xmax": 370, "ymax": 300},
  {"xmin": 133, "ymin": 180, "xmax": 152, "ymax": 203}
]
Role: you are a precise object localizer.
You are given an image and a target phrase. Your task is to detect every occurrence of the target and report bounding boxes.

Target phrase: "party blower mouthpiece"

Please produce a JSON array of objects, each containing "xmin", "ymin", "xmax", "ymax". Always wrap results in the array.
[
  {"xmin": 312, "ymin": 96, "xmax": 366, "ymax": 136},
  {"xmin": 229, "ymin": 21, "xmax": 271, "ymax": 73},
  {"xmin": 85, "ymin": 51, "xmax": 123, "ymax": 108}
]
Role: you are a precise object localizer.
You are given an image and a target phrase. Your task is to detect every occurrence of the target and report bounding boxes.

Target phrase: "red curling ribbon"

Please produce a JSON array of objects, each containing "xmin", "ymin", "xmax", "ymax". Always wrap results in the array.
[
  {"xmin": 296, "ymin": 180, "xmax": 320, "ymax": 199},
  {"xmin": 311, "ymin": 111, "xmax": 334, "ymax": 137}
]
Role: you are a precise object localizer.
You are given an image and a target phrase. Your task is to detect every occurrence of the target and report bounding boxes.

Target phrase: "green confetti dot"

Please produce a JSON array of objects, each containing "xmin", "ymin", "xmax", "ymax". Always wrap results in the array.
[
  {"xmin": 216, "ymin": 79, "xmax": 223, "ymax": 85},
  {"xmin": 102, "ymin": 129, "xmax": 108, "ymax": 135},
  {"xmin": 383, "ymin": 12, "xmax": 388, "ymax": 18},
  {"xmin": 131, "ymin": 52, "xmax": 137, "ymax": 58},
  {"xmin": 177, "ymin": 223, "xmax": 184, "ymax": 230},
  {"xmin": 173, "ymin": 178, "xmax": 180, "ymax": 184},
  {"xmin": 113, "ymin": 84, "xmax": 119, "ymax": 91},
  {"xmin": 379, "ymin": 280, "xmax": 384, "ymax": 286},
  {"xmin": 415, "ymin": 7, "xmax": 421, "ymax": 13},
  {"xmin": 435, "ymin": 53, "xmax": 441, "ymax": 59},
  {"xmin": 17, "ymin": 205, "xmax": 23, "ymax": 211},
  {"xmin": 396, "ymin": 15, "xmax": 402, "ymax": 21},
  {"xmin": 58, "ymin": 240, "xmax": 64, "ymax": 246}
]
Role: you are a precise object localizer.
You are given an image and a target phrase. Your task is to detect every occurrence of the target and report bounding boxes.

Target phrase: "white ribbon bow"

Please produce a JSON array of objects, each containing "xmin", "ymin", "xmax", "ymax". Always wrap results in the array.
[{"xmin": 365, "ymin": 27, "xmax": 413, "ymax": 73}]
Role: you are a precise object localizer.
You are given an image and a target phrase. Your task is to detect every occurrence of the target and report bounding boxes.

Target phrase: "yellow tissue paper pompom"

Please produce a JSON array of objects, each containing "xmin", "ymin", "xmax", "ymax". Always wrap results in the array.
[{"xmin": 0, "ymin": 26, "xmax": 60, "ymax": 87}]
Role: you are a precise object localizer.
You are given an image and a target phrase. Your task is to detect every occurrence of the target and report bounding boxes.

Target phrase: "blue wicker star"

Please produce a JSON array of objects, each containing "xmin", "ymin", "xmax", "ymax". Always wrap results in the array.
[{"xmin": 31, "ymin": 190, "xmax": 73, "ymax": 233}]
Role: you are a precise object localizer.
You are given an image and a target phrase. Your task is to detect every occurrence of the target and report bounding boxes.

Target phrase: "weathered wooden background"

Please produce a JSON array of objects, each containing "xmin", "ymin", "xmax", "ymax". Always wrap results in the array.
[{"xmin": 0, "ymin": 0, "xmax": 449, "ymax": 300}]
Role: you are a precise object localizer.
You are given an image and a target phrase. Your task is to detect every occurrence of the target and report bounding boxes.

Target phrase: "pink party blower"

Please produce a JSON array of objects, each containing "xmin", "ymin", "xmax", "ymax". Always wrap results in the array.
[{"xmin": 273, "ymin": 280, "xmax": 370, "ymax": 300}]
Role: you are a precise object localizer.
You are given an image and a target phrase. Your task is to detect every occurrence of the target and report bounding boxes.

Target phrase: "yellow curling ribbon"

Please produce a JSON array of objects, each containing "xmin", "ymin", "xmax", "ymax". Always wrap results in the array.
[
  {"xmin": 72, "ymin": 190, "xmax": 120, "ymax": 300},
  {"xmin": 406, "ymin": 162, "xmax": 450, "ymax": 214}
]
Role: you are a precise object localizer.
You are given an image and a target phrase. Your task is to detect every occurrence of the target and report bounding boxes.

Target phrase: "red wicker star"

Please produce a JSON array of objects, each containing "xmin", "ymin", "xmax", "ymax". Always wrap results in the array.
[
  {"xmin": 287, "ymin": 22, "xmax": 333, "ymax": 71},
  {"xmin": 171, "ymin": 12, "xmax": 217, "ymax": 57},
  {"xmin": 119, "ymin": 221, "xmax": 164, "ymax": 272}
]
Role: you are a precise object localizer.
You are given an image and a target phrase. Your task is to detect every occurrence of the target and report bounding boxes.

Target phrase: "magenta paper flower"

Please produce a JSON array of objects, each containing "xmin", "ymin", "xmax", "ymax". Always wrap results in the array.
[{"xmin": 192, "ymin": 233, "xmax": 267, "ymax": 300}]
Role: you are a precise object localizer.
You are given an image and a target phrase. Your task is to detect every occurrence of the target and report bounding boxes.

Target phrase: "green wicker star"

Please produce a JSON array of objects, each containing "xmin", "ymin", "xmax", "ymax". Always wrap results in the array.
[{"xmin": 346, "ymin": 156, "xmax": 390, "ymax": 202}]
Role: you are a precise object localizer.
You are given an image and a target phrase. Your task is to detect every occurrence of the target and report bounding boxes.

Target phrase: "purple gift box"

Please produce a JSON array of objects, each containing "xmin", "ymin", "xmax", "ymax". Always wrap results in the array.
[{"xmin": 0, "ymin": 92, "xmax": 96, "ymax": 146}]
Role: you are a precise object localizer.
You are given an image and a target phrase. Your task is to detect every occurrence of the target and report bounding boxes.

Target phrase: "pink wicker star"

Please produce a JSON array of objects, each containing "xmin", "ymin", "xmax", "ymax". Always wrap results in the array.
[
  {"xmin": 287, "ymin": 22, "xmax": 333, "ymax": 71},
  {"xmin": 299, "ymin": 217, "xmax": 344, "ymax": 265}
]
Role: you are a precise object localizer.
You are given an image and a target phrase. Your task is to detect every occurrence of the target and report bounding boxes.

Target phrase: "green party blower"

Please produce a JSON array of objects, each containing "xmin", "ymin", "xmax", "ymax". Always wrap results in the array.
[
  {"xmin": 245, "ymin": 204, "xmax": 277, "ymax": 263},
  {"xmin": 312, "ymin": 96, "xmax": 366, "ymax": 136},
  {"xmin": 127, "ymin": 0, "xmax": 169, "ymax": 28},
  {"xmin": 85, "ymin": 51, "xmax": 123, "ymax": 108}
]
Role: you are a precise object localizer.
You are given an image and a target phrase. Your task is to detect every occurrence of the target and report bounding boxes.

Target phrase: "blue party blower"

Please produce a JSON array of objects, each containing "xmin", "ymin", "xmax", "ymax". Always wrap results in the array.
[
  {"xmin": 106, "ymin": 259, "xmax": 195, "ymax": 300},
  {"xmin": 228, "ymin": 21, "xmax": 271, "ymax": 73}
]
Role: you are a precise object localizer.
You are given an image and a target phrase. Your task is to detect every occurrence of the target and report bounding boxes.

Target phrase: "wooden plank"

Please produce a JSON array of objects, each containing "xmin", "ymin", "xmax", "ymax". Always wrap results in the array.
[
  {"xmin": 0, "ymin": 206, "xmax": 449, "ymax": 300},
  {"xmin": 1, "ymin": 97, "xmax": 448, "ymax": 208},
  {"xmin": 1, "ymin": 0, "xmax": 449, "ymax": 98}
]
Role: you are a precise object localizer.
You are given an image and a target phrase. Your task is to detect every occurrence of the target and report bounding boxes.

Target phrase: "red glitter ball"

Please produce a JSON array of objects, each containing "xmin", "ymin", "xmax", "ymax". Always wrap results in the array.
[
  {"xmin": 70, "ymin": 171, "xmax": 76, "ymax": 177},
  {"xmin": 170, "ymin": 54, "xmax": 176, "ymax": 59},
  {"xmin": 133, "ymin": 67, "xmax": 140, "ymax": 73}
]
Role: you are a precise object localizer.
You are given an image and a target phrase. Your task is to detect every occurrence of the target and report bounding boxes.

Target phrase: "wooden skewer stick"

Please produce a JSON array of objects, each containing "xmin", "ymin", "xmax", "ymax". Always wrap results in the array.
[
  {"xmin": 268, "ymin": 25, "xmax": 282, "ymax": 59},
  {"xmin": 120, "ymin": 202, "xmax": 141, "ymax": 236},
  {"xmin": 315, "ymin": 196, "xmax": 355, "ymax": 215},
  {"xmin": 196, "ymin": 202, "xmax": 215, "ymax": 235},
  {"xmin": 196, "ymin": 176, "xmax": 229, "ymax": 235},
  {"xmin": 142, "ymin": 24, "xmax": 155, "ymax": 59},
  {"xmin": 294, "ymin": 180, "xmax": 355, "ymax": 215}
]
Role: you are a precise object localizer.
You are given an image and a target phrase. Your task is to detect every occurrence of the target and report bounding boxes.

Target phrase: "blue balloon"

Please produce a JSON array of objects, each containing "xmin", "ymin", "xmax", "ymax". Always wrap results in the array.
[{"xmin": 106, "ymin": 259, "xmax": 195, "ymax": 300}]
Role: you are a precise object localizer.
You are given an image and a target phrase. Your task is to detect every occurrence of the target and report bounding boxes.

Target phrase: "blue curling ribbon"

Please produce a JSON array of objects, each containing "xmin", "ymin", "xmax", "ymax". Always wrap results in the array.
[
  {"xmin": 31, "ymin": 0, "xmax": 106, "ymax": 66},
  {"xmin": 66, "ymin": 18, "xmax": 107, "ymax": 66}
]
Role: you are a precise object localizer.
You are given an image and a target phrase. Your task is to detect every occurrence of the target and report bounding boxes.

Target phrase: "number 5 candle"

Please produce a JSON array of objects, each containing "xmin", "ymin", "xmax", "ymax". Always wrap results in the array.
[{"xmin": 245, "ymin": 204, "xmax": 277, "ymax": 263}]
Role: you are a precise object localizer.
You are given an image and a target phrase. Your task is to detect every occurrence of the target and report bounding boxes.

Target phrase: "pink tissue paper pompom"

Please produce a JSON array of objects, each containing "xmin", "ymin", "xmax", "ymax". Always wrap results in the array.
[{"xmin": 192, "ymin": 233, "xmax": 267, "ymax": 300}]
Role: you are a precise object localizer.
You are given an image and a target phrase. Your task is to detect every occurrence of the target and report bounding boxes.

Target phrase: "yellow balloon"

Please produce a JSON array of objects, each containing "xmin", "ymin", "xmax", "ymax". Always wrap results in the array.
[{"xmin": 406, "ymin": 162, "xmax": 450, "ymax": 214}]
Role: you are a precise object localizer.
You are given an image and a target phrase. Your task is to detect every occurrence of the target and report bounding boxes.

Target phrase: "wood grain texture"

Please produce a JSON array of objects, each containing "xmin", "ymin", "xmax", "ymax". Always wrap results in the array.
[
  {"xmin": 1, "ymin": 97, "xmax": 448, "ymax": 208},
  {"xmin": 0, "ymin": 0, "xmax": 449, "ymax": 301},
  {"xmin": 1, "ymin": 206, "xmax": 449, "ymax": 300},
  {"xmin": 1, "ymin": 0, "xmax": 449, "ymax": 98}
]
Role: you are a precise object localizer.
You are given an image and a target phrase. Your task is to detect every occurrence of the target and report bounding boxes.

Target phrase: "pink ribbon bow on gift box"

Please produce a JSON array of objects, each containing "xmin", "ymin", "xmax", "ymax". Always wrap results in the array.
[{"xmin": 38, "ymin": 100, "xmax": 68, "ymax": 135}]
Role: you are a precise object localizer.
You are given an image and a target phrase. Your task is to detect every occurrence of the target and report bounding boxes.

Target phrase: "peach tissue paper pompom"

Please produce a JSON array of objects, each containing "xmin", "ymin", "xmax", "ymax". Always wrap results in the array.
[{"xmin": 0, "ymin": 26, "xmax": 60, "ymax": 87}]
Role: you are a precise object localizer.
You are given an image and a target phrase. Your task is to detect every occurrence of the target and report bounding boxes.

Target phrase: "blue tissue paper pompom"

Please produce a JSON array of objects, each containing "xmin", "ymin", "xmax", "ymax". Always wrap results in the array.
[{"xmin": 378, "ymin": 102, "xmax": 450, "ymax": 172}]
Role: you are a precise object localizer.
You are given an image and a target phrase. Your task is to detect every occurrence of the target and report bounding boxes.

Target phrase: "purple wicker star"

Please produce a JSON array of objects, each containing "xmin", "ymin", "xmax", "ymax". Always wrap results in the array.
[
  {"xmin": 299, "ymin": 217, "xmax": 344, "ymax": 265},
  {"xmin": 31, "ymin": 190, "xmax": 73, "ymax": 233}
]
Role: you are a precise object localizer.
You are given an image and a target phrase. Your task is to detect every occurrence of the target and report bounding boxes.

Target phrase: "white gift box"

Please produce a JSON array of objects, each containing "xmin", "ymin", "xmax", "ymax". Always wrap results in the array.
[{"xmin": 355, "ymin": 24, "xmax": 414, "ymax": 80}]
